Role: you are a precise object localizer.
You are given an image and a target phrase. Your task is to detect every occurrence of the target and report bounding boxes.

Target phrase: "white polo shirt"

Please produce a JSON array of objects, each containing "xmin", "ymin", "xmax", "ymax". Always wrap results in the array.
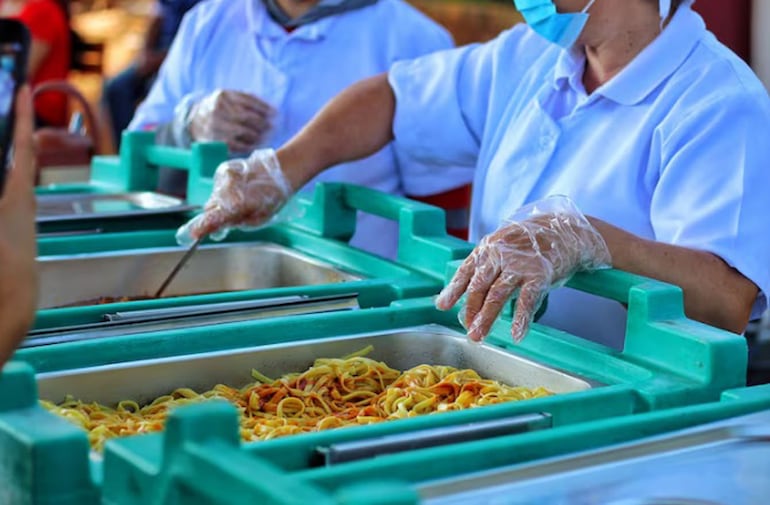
[
  {"xmin": 389, "ymin": 6, "xmax": 770, "ymax": 347},
  {"xmin": 130, "ymin": 0, "xmax": 475, "ymax": 258}
]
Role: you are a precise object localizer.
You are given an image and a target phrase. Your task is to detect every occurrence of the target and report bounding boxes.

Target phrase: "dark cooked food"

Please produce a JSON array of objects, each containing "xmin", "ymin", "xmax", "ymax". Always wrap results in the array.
[{"xmin": 58, "ymin": 295, "xmax": 154, "ymax": 308}]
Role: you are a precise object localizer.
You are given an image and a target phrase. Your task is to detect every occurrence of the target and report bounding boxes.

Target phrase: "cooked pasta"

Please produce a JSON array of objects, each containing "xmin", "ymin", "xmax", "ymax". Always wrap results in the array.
[{"xmin": 41, "ymin": 351, "xmax": 552, "ymax": 451}]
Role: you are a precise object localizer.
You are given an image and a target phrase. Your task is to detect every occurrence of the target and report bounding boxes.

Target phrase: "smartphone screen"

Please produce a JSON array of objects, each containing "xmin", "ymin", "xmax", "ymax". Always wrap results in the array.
[{"xmin": 0, "ymin": 19, "xmax": 30, "ymax": 194}]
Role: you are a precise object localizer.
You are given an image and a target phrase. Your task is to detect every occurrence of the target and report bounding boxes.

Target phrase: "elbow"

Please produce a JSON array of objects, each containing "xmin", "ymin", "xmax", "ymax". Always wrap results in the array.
[
  {"xmin": 716, "ymin": 295, "xmax": 755, "ymax": 335},
  {"xmin": 687, "ymin": 274, "xmax": 759, "ymax": 335}
]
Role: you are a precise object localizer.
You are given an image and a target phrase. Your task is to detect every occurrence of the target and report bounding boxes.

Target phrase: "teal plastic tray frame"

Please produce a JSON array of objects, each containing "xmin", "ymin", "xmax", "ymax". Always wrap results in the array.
[
  {"xmin": 36, "ymin": 131, "xmax": 228, "ymax": 200},
  {"xmin": 35, "ymin": 132, "xmax": 228, "ymax": 234},
  {"xmin": 0, "ymin": 267, "xmax": 750, "ymax": 504},
  {"xmin": 2, "ymin": 369, "xmax": 766, "ymax": 505}
]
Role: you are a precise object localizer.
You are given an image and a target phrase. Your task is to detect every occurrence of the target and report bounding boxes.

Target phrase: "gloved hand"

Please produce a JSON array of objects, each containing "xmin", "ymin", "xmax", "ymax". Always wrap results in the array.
[
  {"xmin": 186, "ymin": 89, "xmax": 274, "ymax": 154},
  {"xmin": 176, "ymin": 148, "xmax": 293, "ymax": 246},
  {"xmin": 435, "ymin": 195, "xmax": 611, "ymax": 343}
]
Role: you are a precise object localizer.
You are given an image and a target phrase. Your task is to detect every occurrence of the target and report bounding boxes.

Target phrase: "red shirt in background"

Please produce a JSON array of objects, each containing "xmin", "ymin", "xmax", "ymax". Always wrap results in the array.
[{"xmin": 16, "ymin": 0, "xmax": 70, "ymax": 126}]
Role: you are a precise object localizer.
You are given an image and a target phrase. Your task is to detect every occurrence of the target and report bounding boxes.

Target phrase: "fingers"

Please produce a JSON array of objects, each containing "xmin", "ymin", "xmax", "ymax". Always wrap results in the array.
[
  {"xmin": 467, "ymin": 275, "xmax": 516, "ymax": 342},
  {"xmin": 217, "ymin": 91, "xmax": 274, "ymax": 132},
  {"xmin": 13, "ymin": 85, "xmax": 35, "ymax": 178},
  {"xmin": 175, "ymin": 219, "xmax": 198, "ymax": 247},
  {"xmin": 12, "ymin": 85, "xmax": 33, "ymax": 162},
  {"xmin": 179, "ymin": 197, "xmax": 275, "ymax": 246},
  {"xmin": 214, "ymin": 111, "xmax": 272, "ymax": 153},
  {"xmin": 193, "ymin": 90, "xmax": 275, "ymax": 149},
  {"xmin": 435, "ymin": 254, "xmax": 476, "ymax": 310},
  {"xmin": 223, "ymin": 90, "xmax": 274, "ymax": 118},
  {"xmin": 510, "ymin": 280, "xmax": 546, "ymax": 343},
  {"xmin": 4, "ymin": 85, "xmax": 35, "ymax": 204},
  {"xmin": 222, "ymin": 122, "xmax": 267, "ymax": 154},
  {"xmin": 186, "ymin": 207, "xmax": 228, "ymax": 241},
  {"xmin": 227, "ymin": 135, "xmax": 260, "ymax": 155},
  {"xmin": 463, "ymin": 248, "xmax": 501, "ymax": 329}
]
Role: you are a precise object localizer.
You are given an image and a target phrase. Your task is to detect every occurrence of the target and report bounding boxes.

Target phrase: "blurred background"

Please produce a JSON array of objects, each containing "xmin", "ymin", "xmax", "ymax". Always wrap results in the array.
[{"xmin": 18, "ymin": 0, "xmax": 758, "ymax": 155}]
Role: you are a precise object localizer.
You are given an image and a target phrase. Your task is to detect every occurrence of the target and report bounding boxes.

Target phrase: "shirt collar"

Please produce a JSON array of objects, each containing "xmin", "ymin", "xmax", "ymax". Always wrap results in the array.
[
  {"xmin": 552, "ymin": 46, "xmax": 586, "ymax": 95},
  {"xmin": 551, "ymin": 6, "xmax": 706, "ymax": 105},
  {"xmin": 247, "ymin": 0, "xmax": 339, "ymax": 41}
]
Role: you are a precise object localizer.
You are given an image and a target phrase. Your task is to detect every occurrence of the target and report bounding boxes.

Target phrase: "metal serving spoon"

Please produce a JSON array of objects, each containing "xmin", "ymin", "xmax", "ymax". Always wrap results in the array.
[{"xmin": 154, "ymin": 237, "xmax": 203, "ymax": 298}]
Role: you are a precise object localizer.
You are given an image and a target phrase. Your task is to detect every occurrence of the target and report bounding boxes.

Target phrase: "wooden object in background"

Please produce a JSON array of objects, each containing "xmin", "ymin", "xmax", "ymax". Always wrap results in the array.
[{"xmin": 409, "ymin": 0, "xmax": 522, "ymax": 46}]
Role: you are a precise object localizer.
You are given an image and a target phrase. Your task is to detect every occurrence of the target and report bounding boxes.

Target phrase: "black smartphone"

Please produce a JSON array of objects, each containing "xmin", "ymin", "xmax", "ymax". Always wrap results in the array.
[{"xmin": 0, "ymin": 18, "xmax": 30, "ymax": 195}]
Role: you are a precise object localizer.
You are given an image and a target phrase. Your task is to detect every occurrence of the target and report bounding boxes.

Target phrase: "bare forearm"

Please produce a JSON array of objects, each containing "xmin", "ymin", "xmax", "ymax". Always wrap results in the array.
[
  {"xmin": 276, "ymin": 73, "xmax": 396, "ymax": 190},
  {"xmin": 589, "ymin": 218, "xmax": 758, "ymax": 334}
]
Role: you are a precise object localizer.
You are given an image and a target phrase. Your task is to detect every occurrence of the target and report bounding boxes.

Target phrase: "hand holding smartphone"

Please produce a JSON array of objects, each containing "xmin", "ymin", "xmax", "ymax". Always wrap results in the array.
[{"xmin": 0, "ymin": 18, "xmax": 30, "ymax": 195}]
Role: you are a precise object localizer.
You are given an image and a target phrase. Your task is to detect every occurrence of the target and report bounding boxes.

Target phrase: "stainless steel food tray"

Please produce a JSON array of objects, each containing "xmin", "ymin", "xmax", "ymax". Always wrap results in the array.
[
  {"xmin": 38, "ymin": 242, "xmax": 362, "ymax": 309},
  {"xmin": 419, "ymin": 409, "xmax": 770, "ymax": 505},
  {"xmin": 36, "ymin": 324, "xmax": 596, "ymax": 407},
  {"xmin": 36, "ymin": 191, "xmax": 198, "ymax": 223}
]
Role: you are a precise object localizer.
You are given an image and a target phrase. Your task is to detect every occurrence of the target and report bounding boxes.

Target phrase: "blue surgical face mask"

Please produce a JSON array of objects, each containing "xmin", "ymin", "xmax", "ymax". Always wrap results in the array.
[{"xmin": 513, "ymin": 0, "xmax": 596, "ymax": 49}]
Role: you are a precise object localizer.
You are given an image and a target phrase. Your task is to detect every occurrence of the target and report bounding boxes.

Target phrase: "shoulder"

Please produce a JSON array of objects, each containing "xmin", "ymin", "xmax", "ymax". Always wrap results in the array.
[
  {"xmin": 177, "ymin": 0, "xmax": 243, "ymax": 27},
  {"xmin": 445, "ymin": 21, "xmax": 556, "ymax": 69},
  {"xmin": 465, "ymin": 23, "xmax": 557, "ymax": 80},
  {"xmin": 694, "ymin": 36, "xmax": 768, "ymax": 97},
  {"xmin": 172, "ymin": 0, "xmax": 246, "ymax": 41},
  {"xmin": 495, "ymin": 23, "xmax": 554, "ymax": 65},
  {"xmin": 393, "ymin": 22, "xmax": 556, "ymax": 85},
  {"xmin": 368, "ymin": 0, "xmax": 444, "ymax": 28},
  {"xmin": 666, "ymin": 34, "xmax": 770, "ymax": 126}
]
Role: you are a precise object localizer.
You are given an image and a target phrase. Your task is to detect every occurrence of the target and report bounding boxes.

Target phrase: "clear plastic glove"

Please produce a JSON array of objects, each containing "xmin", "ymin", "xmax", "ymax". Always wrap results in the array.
[
  {"xmin": 176, "ymin": 148, "xmax": 293, "ymax": 246},
  {"xmin": 187, "ymin": 89, "xmax": 274, "ymax": 154},
  {"xmin": 435, "ymin": 195, "xmax": 611, "ymax": 343}
]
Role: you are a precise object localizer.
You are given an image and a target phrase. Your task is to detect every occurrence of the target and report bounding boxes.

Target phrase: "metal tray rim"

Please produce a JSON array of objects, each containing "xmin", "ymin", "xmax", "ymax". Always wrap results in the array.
[
  {"xmin": 36, "ymin": 241, "xmax": 361, "ymax": 276},
  {"xmin": 35, "ymin": 323, "xmax": 602, "ymax": 389},
  {"xmin": 35, "ymin": 191, "xmax": 199, "ymax": 223},
  {"xmin": 417, "ymin": 409, "xmax": 770, "ymax": 501}
]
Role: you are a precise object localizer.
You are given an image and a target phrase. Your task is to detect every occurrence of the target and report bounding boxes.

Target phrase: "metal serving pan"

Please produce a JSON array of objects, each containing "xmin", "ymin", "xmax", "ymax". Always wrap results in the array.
[
  {"xmin": 37, "ymin": 242, "xmax": 362, "ymax": 309},
  {"xmin": 36, "ymin": 191, "xmax": 198, "ymax": 223},
  {"xmin": 36, "ymin": 324, "xmax": 595, "ymax": 407},
  {"xmin": 419, "ymin": 409, "xmax": 770, "ymax": 505}
]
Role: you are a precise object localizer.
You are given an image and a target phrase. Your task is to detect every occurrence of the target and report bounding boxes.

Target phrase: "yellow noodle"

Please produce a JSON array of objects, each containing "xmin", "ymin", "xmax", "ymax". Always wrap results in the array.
[{"xmin": 41, "ymin": 353, "xmax": 553, "ymax": 452}]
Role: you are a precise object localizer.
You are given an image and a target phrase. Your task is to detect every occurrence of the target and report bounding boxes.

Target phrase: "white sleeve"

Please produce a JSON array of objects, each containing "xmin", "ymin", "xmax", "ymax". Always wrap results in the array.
[
  {"xmin": 388, "ymin": 39, "xmax": 501, "ymax": 188},
  {"xmin": 128, "ymin": 8, "xmax": 201, "ymax": 131},
  {"xmin": 652, "ymin": 84, "xmax": 770, "ymax": 318}
]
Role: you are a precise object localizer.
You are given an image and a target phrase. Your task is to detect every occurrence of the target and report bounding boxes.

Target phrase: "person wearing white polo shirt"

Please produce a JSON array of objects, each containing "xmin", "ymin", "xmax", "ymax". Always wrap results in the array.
[
  {"xmin": 129, "ymin": 0, "xmax": 475, "ymax": 259},
  {"xmin": 177, "ymin": 0, "xmax": 770, "ymax": 350}
]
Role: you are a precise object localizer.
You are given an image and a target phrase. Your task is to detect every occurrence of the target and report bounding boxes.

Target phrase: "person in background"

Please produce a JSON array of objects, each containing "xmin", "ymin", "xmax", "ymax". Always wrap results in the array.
[
  {"xmin": 177, "ymin": 0, "xmax": 770, "ymax": 349},
  {"xmin": 102, "ymin": 0, "xmax": 202, "ymax": 150},
  {"xmin": 0, "ymin": 0, "xmax": 70, "ymax": 127},
  {"xmin": 129, "ymin": 0, "xmax": 474, "ymax": 258},
  {"xmin": 0, "ymin": 84, "xmax": 38, "ymax": 369}
]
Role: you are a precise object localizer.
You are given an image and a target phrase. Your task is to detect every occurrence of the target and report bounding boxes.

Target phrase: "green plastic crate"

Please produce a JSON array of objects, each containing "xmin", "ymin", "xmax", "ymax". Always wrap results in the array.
[
  {"xmin": 36, "ymin": 131, "xmax": 225, "ymax": 201},
  {"xmin": 310, "ymin": 384, "xmax": 770, "ymax": 504},
  {"xmin": 99, "ymin": 384, "xmax": 770, "ymax": 505},
  {"xmin": 0, "ymin": 268, "xmax": 750, "ymax": 504},
  {"xmin": 36, "ymin": 132, "xmax": 228, "ymax": 236},
  {"xmin": 31, "ymin": 181, "xmax": 472, "ymax": 337}
]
